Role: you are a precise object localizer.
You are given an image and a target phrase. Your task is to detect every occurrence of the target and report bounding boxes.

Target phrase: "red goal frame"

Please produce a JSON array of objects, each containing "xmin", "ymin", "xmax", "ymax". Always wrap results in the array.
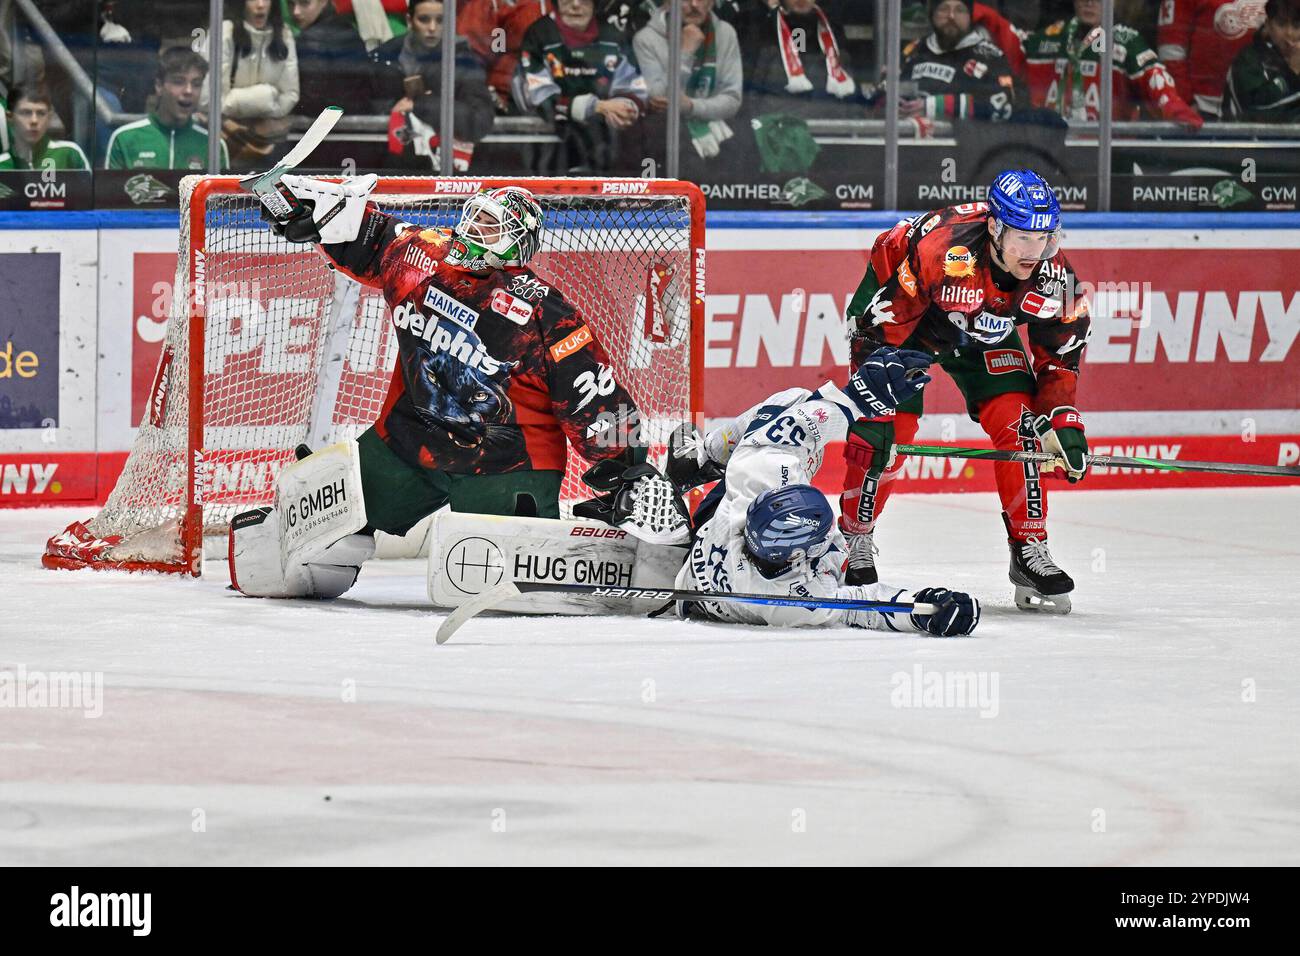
[{"xmin": 44, "ymin": 176, "xmax": 706, "ymax": 576}]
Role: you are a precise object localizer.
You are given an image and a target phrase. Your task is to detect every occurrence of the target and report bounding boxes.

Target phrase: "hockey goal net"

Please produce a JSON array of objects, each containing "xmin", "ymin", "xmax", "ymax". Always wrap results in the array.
[{"xmin": 44, "ymin": 176, "xmax": 704, "ymax": 575}]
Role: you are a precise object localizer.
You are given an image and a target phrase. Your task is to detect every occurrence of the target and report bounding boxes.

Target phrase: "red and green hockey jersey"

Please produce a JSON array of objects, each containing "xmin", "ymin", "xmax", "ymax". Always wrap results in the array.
[
  {"xmin": 320, "ymin": 204, "xmax": 643, "ymax": 475},
  {"xmin": 1021, "ymin": 17, "xmax": 1202, "ymax": 126},
  {"xmin": 846, "ymin": 203, "xmax": 1092, "ymax": 416},
  {"xmin": 1157, "ymin": 0, "xmax": 1267, "ymax": 117}
]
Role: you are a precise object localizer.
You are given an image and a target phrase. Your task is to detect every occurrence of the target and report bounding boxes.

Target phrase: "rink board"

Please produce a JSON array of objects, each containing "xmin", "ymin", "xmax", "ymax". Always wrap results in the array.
[{"xmin": 1, "ymin": 212, "xmax": 1297, "ymax": 506}]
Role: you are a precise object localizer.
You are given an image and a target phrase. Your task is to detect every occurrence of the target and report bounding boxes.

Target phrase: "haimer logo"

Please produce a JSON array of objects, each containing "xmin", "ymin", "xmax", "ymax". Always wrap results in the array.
[{"xmin": 423, "ymin": 285, "xmax": 479, "ymax": 329}]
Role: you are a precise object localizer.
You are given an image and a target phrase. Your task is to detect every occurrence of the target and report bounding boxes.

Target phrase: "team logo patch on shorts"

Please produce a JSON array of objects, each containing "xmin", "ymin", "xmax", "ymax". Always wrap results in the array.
[{"xmin": 984, "ymin": 349, "xmax": 1028, "ymax": 375}]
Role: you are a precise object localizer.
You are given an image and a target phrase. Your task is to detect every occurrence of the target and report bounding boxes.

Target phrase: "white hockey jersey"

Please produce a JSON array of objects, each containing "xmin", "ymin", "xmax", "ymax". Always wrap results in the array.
[{"xmin": 675, "ymin": 382, "xmax": 923, "ymax": 631}]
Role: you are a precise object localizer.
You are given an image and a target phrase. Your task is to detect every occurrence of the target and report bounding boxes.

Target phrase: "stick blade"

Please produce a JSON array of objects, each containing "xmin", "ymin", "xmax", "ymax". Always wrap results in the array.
[{"xmin": 436, "ymin": 581, "xmax": 521, "ymax": 645}]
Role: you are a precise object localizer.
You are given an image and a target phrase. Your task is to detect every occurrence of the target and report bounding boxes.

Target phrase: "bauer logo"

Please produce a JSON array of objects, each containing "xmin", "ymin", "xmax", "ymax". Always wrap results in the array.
[
  {"xmin": 570, "ymin": 526, "xmax": 627, "ymax": 539},
  {"xmin": 984, "ymin": 349, "xmax": 1028, "ymax": 375}
]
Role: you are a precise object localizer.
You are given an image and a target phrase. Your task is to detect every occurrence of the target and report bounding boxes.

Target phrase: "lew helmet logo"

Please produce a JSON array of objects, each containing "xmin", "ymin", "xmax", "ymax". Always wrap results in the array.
[
  {"xmin": 984, "ymin": 349, "xmax": 1028, "ymax": 375},
  {"xmin": 943, "ymin": 245, "xmax": 976, "ymax": 278},
  {"xmin": 1021, "ymin": 291, "xmax": 1061, "ymax": 319}
]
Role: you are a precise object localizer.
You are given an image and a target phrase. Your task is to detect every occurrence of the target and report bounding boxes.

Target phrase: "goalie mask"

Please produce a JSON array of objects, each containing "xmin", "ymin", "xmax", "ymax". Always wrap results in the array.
[
  {"xmin": 447, "ymin": 186, "xmax": 544, "ymax": 270},
  {"xmin": 744, "ymin": 485, "xmax": 834, "ymax": 570}
]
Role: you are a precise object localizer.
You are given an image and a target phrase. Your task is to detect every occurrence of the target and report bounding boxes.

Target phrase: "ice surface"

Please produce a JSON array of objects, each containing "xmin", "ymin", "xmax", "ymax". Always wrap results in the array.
[{"xmin": 2, "ymin": 488, "xmax": 1298, "ymax": 865}]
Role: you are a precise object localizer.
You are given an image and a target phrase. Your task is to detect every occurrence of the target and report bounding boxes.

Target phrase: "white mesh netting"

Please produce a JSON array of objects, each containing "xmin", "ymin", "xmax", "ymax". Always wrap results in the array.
[{"xmin": 84, "ymin": 177, "xmax": 697, "ymax": 569}]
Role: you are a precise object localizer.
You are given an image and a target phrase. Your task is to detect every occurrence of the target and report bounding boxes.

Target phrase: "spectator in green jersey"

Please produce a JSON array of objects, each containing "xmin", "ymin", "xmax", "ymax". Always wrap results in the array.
[
  {"xmin": 0, "ymin": 85, "xmax": 90, "ymax": 170},
  {"xmin": 105, "ymin": 49, "xmax": 229, "ymax": 170}
]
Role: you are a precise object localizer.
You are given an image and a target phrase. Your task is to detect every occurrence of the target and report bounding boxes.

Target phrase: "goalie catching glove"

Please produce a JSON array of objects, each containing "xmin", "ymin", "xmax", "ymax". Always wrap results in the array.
[
  {"xmin": 260, "ymin": 173, "xmax": 378, "ymax": 245},
  {"xmin": 573, "ymin": 459, "xmax": 691, "ymax": 546}
]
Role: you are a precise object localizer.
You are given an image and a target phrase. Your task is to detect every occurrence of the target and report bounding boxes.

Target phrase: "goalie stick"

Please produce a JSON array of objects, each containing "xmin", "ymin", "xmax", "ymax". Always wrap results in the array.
[
  {"xmin": 239, "ymin": 105, "xmax": 344, "ymax": 220},
  {"xmin": 435, "ymin": 582, "xmax": 937, "ymax": 644},
  {"xmin": 896, "ymin": 444, "xmax": 1300, "ymax": 479}
]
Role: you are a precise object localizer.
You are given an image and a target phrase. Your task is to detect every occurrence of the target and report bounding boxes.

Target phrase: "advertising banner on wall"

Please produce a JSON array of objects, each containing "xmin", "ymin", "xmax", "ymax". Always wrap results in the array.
[
  {"xmin": 0, "ymin": 221, "xmax": 1296, "ymax": 508},
  {"xmin": 0, "ymin": 252, "xmax": 60, "ymax": 428}
]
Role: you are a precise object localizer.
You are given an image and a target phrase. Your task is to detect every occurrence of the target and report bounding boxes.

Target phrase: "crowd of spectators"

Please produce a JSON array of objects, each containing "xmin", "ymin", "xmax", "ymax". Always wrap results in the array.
[{"xmin": 0, "ymin": 0, "xmax": 1298, "ymax": 179}]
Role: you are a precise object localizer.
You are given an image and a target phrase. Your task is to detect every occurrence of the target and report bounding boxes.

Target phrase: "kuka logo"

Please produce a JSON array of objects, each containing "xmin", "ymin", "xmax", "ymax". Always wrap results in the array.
[{"xmin": 549, "ymin": 324, "xmax": 593, "ymax": 362}]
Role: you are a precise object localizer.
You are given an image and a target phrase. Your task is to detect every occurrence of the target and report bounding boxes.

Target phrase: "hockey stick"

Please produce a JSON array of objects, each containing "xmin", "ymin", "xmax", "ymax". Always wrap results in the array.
[
  {"xmin": 896, "ymin": 444, "xmax": 1300, "ymax": 479},
  {"xmin": 239, "ymin": 105, "xmax": 345, "ymax": 220},
  {"xmin": 435, "ymin": 581, "xmax": 936, "ymax": 644}
]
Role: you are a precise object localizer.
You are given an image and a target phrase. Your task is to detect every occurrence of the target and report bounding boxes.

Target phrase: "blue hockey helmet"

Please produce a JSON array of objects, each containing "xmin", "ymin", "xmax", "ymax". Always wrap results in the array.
[
  {"xmin": 744, "ymin": 485, "xmax": 835, "ymax": 567},
  {"xmin": 988, "ymin": 169, "xmax": 1061, "ymax": 261}
]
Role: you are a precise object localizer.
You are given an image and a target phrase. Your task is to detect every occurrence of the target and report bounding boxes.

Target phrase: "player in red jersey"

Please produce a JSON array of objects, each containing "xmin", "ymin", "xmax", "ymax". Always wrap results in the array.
[
  {"xmin": 841, "ymin": 169, "xmax": 1092, "ymax": 613},
  {"xmin": 227, "ymin": 176, "xmax": 674, "ymax": 599}
]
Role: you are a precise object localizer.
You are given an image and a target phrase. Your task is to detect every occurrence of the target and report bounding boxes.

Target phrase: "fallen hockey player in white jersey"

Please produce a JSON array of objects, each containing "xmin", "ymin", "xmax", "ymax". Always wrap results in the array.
[{"xmin": 669, "ymin": 346, "xmax": 980, "ymax": 636}]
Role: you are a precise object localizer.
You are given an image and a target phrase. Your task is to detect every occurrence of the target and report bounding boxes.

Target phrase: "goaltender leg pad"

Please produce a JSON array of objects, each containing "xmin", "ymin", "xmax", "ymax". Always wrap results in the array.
[
  {"xmin": 428, "ymin": 511, "xmax": 684, "ymax": 616},
  {"xmin": 275, "ymin": 440, "xmax": 368, "ymax": 565},
  {"xmin": 229, "ymin": 507, "xmax": 376, "ymax": 598},
  {"xmin": 229, "ymin": 440, "xmax": 373, "ymax": 597}
]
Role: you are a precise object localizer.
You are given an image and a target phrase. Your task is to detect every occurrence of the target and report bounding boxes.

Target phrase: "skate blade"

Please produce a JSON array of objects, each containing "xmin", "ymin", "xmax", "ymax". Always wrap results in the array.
[{"xmin": 1014, "ymin": 585, "xmax": 1072, "ymax": 614}]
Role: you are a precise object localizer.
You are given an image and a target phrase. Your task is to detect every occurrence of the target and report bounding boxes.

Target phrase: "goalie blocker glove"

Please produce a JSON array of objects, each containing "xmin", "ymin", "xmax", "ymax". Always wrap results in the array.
[{"xmin": 846, "ymin": 346, "xmax": 933, "ymax": 419}]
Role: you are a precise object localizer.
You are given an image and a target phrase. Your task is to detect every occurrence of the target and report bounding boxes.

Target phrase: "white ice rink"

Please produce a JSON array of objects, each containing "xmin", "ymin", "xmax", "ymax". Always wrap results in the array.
[{"xmin": 2, "ymin": 487, "xmax": 1298, "ymax": 866}]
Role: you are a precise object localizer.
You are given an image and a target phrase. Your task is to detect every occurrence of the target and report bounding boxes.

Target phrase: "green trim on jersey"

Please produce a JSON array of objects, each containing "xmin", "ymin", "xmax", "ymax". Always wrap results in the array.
[
  {"xmin": 104, "ymin": 113, "xmax": 229, "ymax": 171},
  {"xmin": 0, "ymin": 136, "xmax": 90, "ymax": 170}
]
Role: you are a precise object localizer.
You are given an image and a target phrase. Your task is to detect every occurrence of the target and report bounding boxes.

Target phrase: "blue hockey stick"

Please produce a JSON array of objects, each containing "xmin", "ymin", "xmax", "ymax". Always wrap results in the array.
[{"xmin": 436, "ymin": 580, "xmax": 936, "ymax": 644}]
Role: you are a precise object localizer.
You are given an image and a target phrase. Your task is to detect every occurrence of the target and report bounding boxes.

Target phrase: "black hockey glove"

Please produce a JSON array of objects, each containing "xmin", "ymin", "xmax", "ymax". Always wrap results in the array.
[
  {"xmin": 911, "ymin": 587, "xmax": 981, "ymax": 637},
  {"xmin": 574, "ymin": 460, "xmax": 691, "ymax": 546},
  {"xmin": 260, "ymin": 191, "xmax": 322, "ymax": 244},
  {"xmin": 846, "ymin": 346, "xmax": 933, "ymax": 418}
]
